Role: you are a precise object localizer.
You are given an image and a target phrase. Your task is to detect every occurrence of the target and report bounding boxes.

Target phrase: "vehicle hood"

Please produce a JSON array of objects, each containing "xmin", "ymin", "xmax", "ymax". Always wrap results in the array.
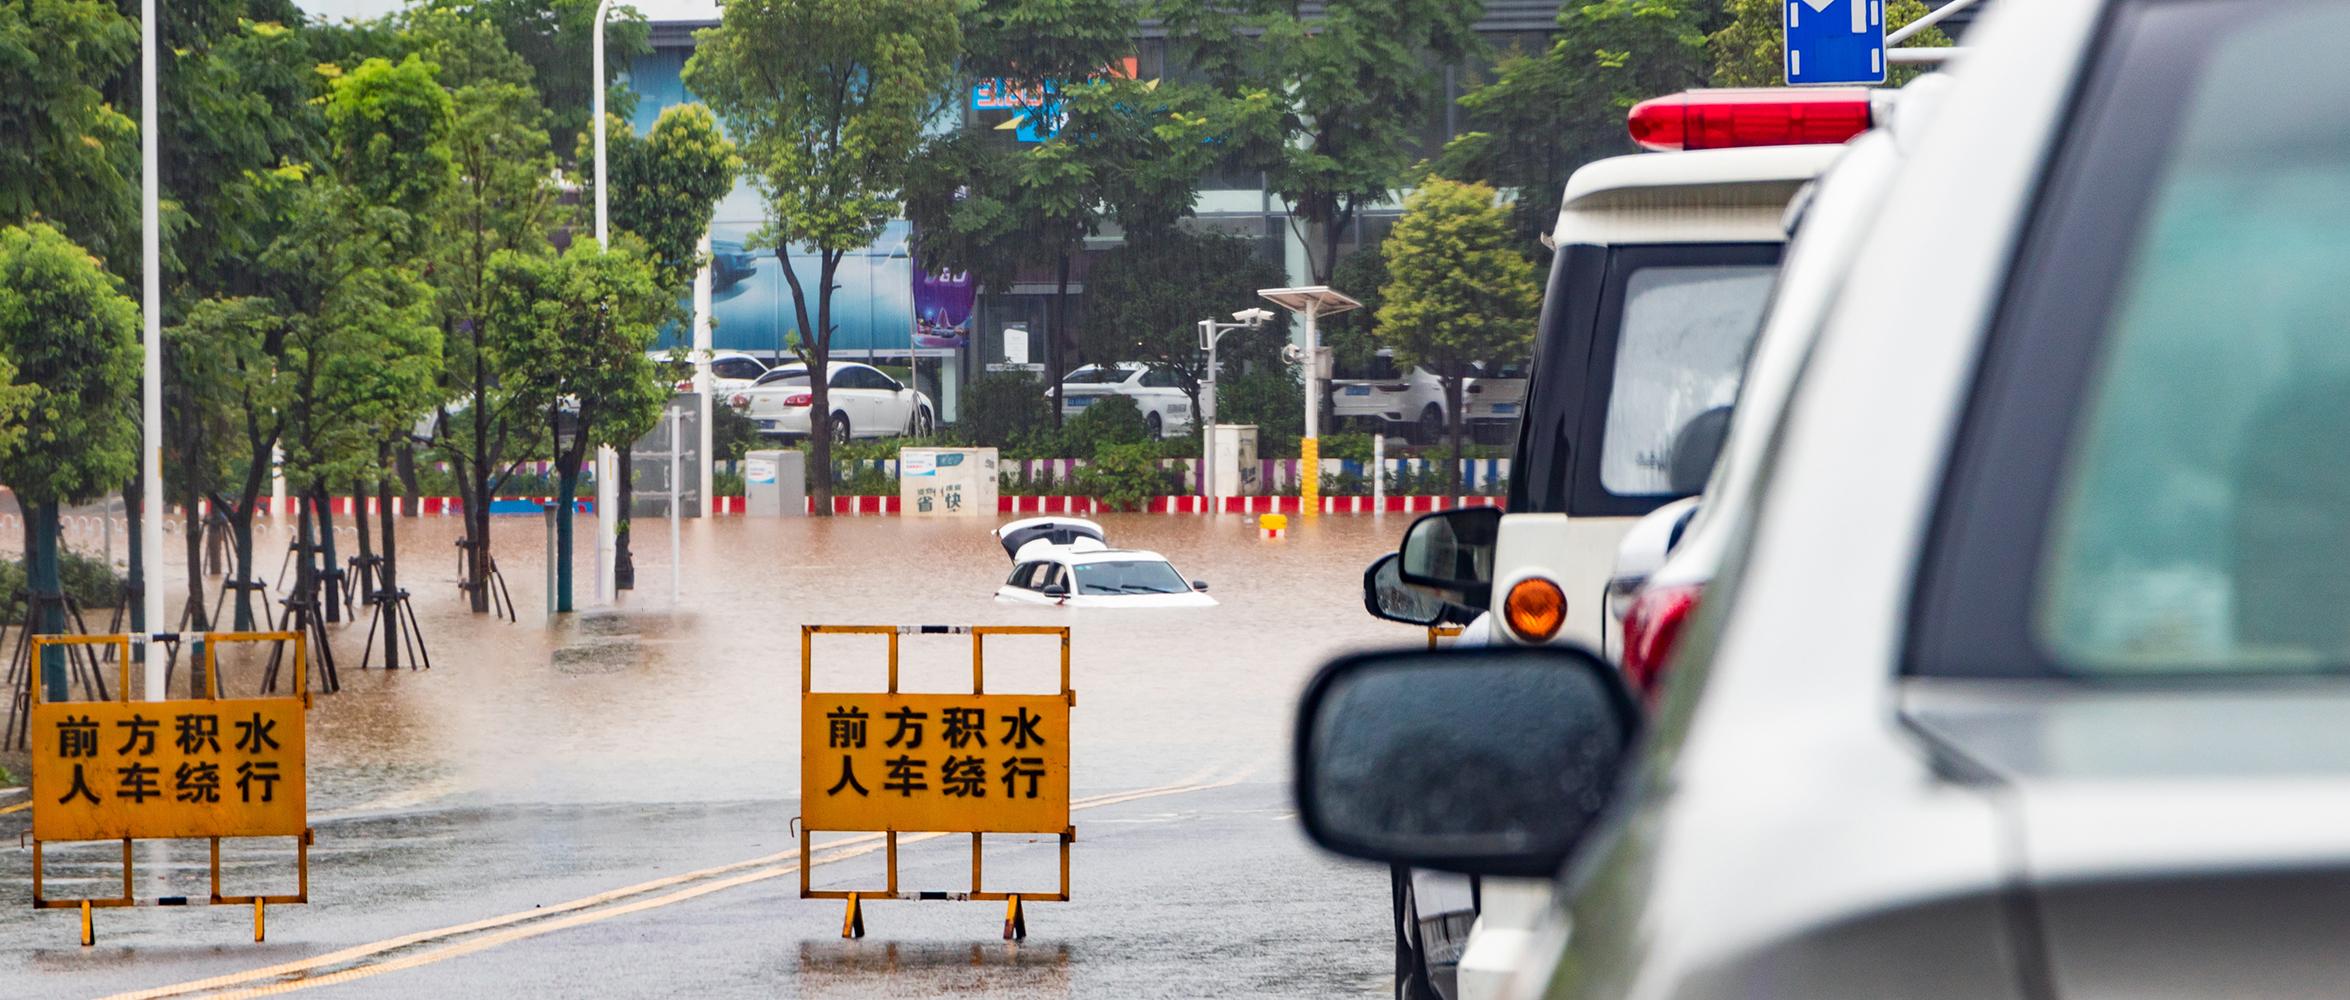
[
  {"xmin": 1905, "ymin": 681, "xmax": 2350, "ymax": 998},
  {"xmin": 1057, "ymin": 593, "xmax": 1216, "ymax": 608}
]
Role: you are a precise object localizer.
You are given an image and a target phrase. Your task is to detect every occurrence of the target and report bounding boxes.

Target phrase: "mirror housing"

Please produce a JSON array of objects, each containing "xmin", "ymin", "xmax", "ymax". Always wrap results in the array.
[
  {"xmin": 1295, "ymin": 645, "xmax": 1640, "ymax": 877},
  {"xmin": 1607, "ymin": 498, "xmax": 1701, "ymax": 622},
  {"xmin": 1041, "ymin": 584, "xmax": 1068, "ymax": 598},
  {"xmin": 1362, "ymin": 553, "xmax": 1468, "ymax": 627},
  {"xmin": 1397, "ymin": 508, "xmax": 1505, "ymax": 608},
  {"xmin": 1190, "ymin": 580, "xmax": 1210, "ymax": 592}
]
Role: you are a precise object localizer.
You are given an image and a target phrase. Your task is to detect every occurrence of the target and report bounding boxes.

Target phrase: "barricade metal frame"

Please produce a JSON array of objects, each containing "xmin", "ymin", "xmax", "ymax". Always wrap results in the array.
[
  {"xmin": 798, "ymin": 625, "xmax": 1075, "ymax": 940},
  {"xmin": 26, "ymin": 631, "xmax": 314, "ymax": 944}
]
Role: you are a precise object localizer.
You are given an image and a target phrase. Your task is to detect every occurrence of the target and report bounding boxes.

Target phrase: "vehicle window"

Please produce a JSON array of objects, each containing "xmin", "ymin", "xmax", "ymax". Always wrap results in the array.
[
  {"xmin": 1072, "ymin": 560, "xmax": 1189, "ymax": 595},
  {"xmin": 756, "ymin": 370, "xmax": 810, "ymax": 388},
  {"xmin": 1597, "ymin": 265, "xmax": 1778, "ymax": 496},
  {"xmin": 714, "ymin": 358, "xmax": 764, "ymax": 380},
  {"xmin": 1038, "ymin": 564, "xmax": 1066, "ymax": 591},
  {"xmin": 831, "ymin": 367, "xmax": 872, "ymax": 389},
  {"xmin": 1140, "ymin": 367, "xmax": 1183, "ymax": 389},
  {"xmin": 1063, "ymin": 366, "xmax": 1132, "ymax": 385},
  {"xmin": 2036, "ymin": 1, "xmax": 2350, "ymax": 673},
  {"xmin": 1008, "ymin": 563, "xmax": 1039, "ymax": 588}
]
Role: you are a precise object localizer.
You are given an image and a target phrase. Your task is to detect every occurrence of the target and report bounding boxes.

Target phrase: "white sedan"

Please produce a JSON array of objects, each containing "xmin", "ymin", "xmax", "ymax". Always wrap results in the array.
[
  {"xmin": 730, "ymin": 361, "xmax": 935, "ymax": 442},
  {"xmin": 1057, "ymin": 363, "xmax": 1195, "ymax": 439},
  {"xmin": 992, "ymin": 518, "xmax": 1215, "ymax": 608},
  {"xmin": 659, "ymin": 351, "xmax": 770, "ymax": 397}
]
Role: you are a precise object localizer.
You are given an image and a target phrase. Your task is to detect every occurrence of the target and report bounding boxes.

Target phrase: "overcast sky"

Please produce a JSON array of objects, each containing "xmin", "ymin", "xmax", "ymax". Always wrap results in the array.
[{"xmin": 299, "ymin": 0, "xmax": 718, "ymax": 24}]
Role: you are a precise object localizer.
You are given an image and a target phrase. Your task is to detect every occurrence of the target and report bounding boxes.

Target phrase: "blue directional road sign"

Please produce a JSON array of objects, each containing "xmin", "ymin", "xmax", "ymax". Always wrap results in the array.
[{"xmin": 1784, "ymin": 0, "xmax": 1886, "ymax": 86}]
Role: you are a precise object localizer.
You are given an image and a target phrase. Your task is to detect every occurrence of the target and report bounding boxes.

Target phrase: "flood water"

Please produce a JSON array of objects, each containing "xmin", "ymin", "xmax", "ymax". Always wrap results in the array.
[{"xmin": 14, "ymin": 510, "xmax": 1415, "ymax": 815}]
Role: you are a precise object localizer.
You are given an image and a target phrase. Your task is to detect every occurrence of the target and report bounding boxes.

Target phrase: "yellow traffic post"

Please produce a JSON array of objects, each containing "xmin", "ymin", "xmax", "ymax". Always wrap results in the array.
[
  {"xmin": 800, "ymin": 625, "xmax": 1075, "ymax": 940},
  {"xmin": 26, "ymin": 631, "xmax": 312, "ymax": 944}
]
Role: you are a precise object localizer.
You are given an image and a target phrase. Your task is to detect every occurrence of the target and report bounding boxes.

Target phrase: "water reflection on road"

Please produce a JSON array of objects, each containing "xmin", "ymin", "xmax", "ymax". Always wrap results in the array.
[{"xmin": 238, "ymin": 512, "xmax": 1414, "ymax": 814}]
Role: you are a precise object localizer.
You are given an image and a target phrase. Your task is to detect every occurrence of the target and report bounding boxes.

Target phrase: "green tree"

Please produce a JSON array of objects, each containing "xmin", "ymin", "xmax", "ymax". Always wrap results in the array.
[
  {"xmin": 1377, "ymin": 179, "xmax": 1539, "ymax": 491},
  {"xmin": 1079, "ymin": 229, "xmax": 1288, "ymax": 421},
  {"xmin": 1711, "ymin": 0, "xmax": 1948, "ymax": 86},
  {"xmin": 425, "ymin": 69, "xmax": 568, "ymax": 613},
  {"xmin": 482, "ymin": 242, "xmax": 670, "ymax": 611},
  {"xmin": 1162, "ymin": 0, "xmax": 1482, "ymax": 284},
  {"xmin": 409, "ymin": 0, "xmax": 650, "ymax": 159},
  {"xmin": 0, "ymin": 0, "xmax": 139, "ymax": 273},
  {"xmin": 683, "ymin": 0, "xmax": 960, "ymax": 516},
  {"xmin": 1438, "ymin": 0, "xmax": 1712, "ymax": 248},
  {"xmin": 325, "ymin": 55, "xmax": 458, "ymax": 250},
  {"xmin": 0, "ymin": 224, "xmax": 140, "ymax": 699},
  {"xmin": 596, "ymin": 102, "xmax": 738, "ymax": 586},
  {"xmin": 907, "ymin": 0, "xmax": 1228, "ymax": 423},
  {"xmin": 1324, "ymin": 244, "xmax": 1390, "ymax": 372}
]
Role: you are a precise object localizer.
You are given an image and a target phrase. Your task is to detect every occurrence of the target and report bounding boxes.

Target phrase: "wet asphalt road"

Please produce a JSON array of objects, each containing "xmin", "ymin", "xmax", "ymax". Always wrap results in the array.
[{"xmin": 0, "ymin": 511, "xmax": 1416, "ymax": 997}]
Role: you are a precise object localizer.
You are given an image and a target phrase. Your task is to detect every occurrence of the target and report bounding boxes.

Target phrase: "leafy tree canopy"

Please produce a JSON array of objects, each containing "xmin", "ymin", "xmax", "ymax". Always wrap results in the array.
[
  {"xmin": 1079, "ymin": 227, "xmax": 1288, "ymax": 399},
  {"xmin": 0, "ymin": 223, "xmax": 141, "ymax": 505},
  {"xmin": 0, "ymin": 0, "xmax": 139, "ymax": 274}
]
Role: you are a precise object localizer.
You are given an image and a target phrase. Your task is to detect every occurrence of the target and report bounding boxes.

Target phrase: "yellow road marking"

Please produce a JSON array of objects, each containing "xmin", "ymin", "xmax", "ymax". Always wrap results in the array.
[
  {"xmin": 108, "ymin": 777, "xmax": 1244, "ymax": 1000},
  {"xmin": 0, "ymin": 799, "xmax": 29, "ymax": 816}
]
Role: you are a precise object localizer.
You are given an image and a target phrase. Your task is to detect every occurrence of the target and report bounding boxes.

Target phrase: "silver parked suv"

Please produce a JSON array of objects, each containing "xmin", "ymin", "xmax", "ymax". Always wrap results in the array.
[{"xmin": 1296, "ymin": 0, "xmax": 2350, "ymax": 996}]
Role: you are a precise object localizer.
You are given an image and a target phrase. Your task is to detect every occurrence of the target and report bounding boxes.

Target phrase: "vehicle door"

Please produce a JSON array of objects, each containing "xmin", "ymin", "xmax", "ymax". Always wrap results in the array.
[
  {"xmin": 1138, "ymin": 365, "xmax": 1192, "ymax": 432},
  {"xmin": 827, "ymin": 366, "xmax": 880, "ymax": 434}
]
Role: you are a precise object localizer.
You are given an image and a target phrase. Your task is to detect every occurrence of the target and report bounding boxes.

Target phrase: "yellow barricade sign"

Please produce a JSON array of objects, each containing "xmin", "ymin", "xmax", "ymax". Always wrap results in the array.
[
  {"xmin": 801, "ymin": 692, "xmax": 1068, "ymax": 834},
  {"xmin": 799, "ymin": 625, "xmax": 1075, "ymax": 941},
  {"xmin": 24, "ymin": 631, "xmax": 313, "ymax": 947},
  {"xmin": 31, "ymin": 698, "xmax": 305, "ymax": 842}
]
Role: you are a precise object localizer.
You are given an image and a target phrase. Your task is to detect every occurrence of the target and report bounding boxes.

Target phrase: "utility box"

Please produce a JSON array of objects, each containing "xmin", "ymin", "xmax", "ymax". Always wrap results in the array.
[
  {"xmin": 1209, "ymin": 425, "xmax": 1259, "ymax": 497},
  {"xmin": 745, "ymin": 449, "xmax": 806, "ymax": 517},
  {"xmin": 900, "ymin": 447, "xmax": 998, "ymax": 517}
]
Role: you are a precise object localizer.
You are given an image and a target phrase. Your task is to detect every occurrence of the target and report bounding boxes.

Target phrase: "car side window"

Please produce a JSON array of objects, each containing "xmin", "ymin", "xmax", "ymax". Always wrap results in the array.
[
  {"xmin": 715, "ymin": 359, "xmax": 763, "ymax": 380},
  {"xmin": 830, "ymin": 368, "xmax": 864, "ymax": 389},
  {"xmin": 1008, "ymin": 563, "xmax": 1038, "ymax": 588},
  {"xmin": 1913, "ymin": 0, "xmax": 2350, "ymax": 679},
  {"xmin": 1140, "ymin": 367, "xmax": 1181, "ymax": 388}
]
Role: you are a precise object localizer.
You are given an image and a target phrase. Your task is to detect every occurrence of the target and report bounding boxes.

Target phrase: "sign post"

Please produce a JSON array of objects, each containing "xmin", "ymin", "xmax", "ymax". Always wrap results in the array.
[
  {"xmin": 800, "ymin": 625, "xmax": 1074, "ymax": 940},
  {"xmin": 28, "ymin": 632, "xmax": 312, "ymax": 945},
  {"xmin": 1784, "ymin": 0, "xmax": 1888, "ymax": 85}
]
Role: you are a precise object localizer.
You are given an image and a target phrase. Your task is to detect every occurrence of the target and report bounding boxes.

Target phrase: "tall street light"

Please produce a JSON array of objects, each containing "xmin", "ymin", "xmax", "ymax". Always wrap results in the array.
[
  {"xmin": 591, "ymin": 0, "xmax": 617, "ymax": 606},
  {"xmin": 1194, "ymin": 308, "xmax": 1274, "ymax": 501},
  {"xmin": 138, "ymin": 0, "xmax": 165, "ymax": 698},
  {"xmin": 1257, "ymin": 287, "xmax": 1361, "ymax": 519}
]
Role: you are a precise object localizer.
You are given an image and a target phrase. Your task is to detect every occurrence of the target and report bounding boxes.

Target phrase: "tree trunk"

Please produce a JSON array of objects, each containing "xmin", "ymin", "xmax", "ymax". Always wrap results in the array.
[
  {"xmin": 26, "ymin": 501, "xmax": 66, "ymax": 702},
  {"xmin": 124, "ymin": 477, "xmax": 142, "ymax": 635},
  {"xmin": 1445, "ymin": 377, "xmax": 1465, "ymax": 497},
  {"xmin": 296, "ymin": 496, "xmax": 316, "ymax": 623},
  {"xmin": 782, "ymin": 247, "xmax": 840, "ymax": 518},
  {"xmin": 615, "ymin": 448, "xmax": 635, "ymax": 590},
  {"xmin": 380, "ymin": 469, "xmax": 401, "ymax": 668},
  {"xmin": 396, "ymin": 442, "xmax": 421, "ymax": 517},
  {"xmin": 457, "ymin": 453, "xmax": 489, "ymax": 614},
  {"xmin": 313, "ymin": 488, "xmax": 341, "ymax": 623},
  {"xmin": 554, "ymin": 462, "xmax": 579, "ymax": 612},
  {"xmin": 1048, "ymin": 250, "xmax": 1073, "ymax": 429},
  {"xmin": 183, "ymin": 479, "xmax": 208, "ymax": 632},
  {"xmin": 351, "ymin": 476, "xmax": 376, "ymax": 610},
  {"xmin": 229, "ymin": 505, "xmax": 257, "ymax": 630}
]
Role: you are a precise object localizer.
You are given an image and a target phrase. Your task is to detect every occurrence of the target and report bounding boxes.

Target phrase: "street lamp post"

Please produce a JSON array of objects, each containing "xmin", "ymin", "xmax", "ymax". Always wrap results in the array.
[
  {"xmin": 1256, "ymin": 287, "xmax": 1361, "ymax": 519},
  {"xmin": 591, "ymin": 0, "xmax": 618, "ymax": 606},
  {"xmin": 138, "ymin": 0, "xmax": 165, "ymax": 698},
  {"xmin": 1194, "ymin": 309, "xmax": 1273, "ymax": 501}
]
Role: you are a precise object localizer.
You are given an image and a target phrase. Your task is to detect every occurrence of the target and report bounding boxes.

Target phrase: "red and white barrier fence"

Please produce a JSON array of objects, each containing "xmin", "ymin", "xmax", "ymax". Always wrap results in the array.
[{"xmin": 181, "ymin": 493, "xmax": 1498, "ymax": 518}]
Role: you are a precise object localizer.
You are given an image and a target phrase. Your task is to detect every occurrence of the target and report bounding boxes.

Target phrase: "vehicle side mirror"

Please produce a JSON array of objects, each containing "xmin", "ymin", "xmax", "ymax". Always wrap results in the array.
[
  {"xmin": 1666, "ymin": 405, "xmax": 1733, "ymax": 496},
  {"xmin": 1361, "ymin": 553, "xmax": 1453, "ymax": 627},
  {"xmin": 1042, "ymin": 584, "xmax": 1068, "ymax": 598},
  {"xmin": 1295, "ymin": 645, "xmax": 1639, "ymax": 877},
  {"xmin": 1397, "ymin": 507, "xmax": 1504, "ymax": 608},
  {"xmin": 1191, "ymin": 580, "xmax": 1209, "ymax": 592}
]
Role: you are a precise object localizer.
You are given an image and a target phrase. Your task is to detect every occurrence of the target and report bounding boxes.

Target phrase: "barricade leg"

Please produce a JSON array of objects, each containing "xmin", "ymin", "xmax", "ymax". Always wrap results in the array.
[
  {"xmin": 842, "ymin": 892, "xmax": 865, "ymax": 940},
  {"xmin": 1003, "ymin": 894, "xmax": 1026, "ymax": 941},
  {"xmin": 81, "ymin": 900, "xmax": 92, "ymax": 947},
  {"xmin": 255, "ymin": 898, "xmax": 266, "ymax": 942}
]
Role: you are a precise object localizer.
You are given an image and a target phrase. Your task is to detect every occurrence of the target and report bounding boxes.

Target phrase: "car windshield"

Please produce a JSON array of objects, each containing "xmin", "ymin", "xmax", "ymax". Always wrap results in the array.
[
  {"xmin": 1063, "ymin": 367, "xmax": 1132, "ymax": 385},
  {"xmin": 1071, "ymin": 560, "xmax": 1189, "ymax": 595}
]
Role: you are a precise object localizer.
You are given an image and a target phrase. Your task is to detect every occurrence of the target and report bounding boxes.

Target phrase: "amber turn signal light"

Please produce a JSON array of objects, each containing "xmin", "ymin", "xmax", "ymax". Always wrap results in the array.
[{"xmin": 1503, "ymin": 577, "xmax": 1566, "ymax": 643}]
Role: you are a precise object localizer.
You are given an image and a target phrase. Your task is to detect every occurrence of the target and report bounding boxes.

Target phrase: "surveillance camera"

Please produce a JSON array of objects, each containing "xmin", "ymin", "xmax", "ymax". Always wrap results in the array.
[{"xmin": 1233, "ymin": 307, "xmax": 1274, "ymax": 327}]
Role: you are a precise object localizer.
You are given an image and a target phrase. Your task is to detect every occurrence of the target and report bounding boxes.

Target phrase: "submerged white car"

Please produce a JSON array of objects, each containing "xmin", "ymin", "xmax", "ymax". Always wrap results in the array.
[{"xmin": 992, "ymin": 518, "xmax": 1215, "ymax": 608}]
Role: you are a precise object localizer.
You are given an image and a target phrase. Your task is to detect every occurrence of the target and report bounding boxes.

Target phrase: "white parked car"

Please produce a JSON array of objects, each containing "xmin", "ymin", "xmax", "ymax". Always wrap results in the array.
[
  {"xmin": 656, "ymin": 350, "xmax": 770, "ymax": 397},
  {"xmin": 1331, "ymin": 352, "xmax": 1525, "ymax": 444},
  {"xmin": 992, "ymin": 518, "xmax": 1215, "ymax": 608},
  {"xmin": 729, "ymin": 361, "xmax": 935, "ymax": 443},
  {"xmin": 1057, "ymin": 363, "xmax": 1195, "ymax": 439}
]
